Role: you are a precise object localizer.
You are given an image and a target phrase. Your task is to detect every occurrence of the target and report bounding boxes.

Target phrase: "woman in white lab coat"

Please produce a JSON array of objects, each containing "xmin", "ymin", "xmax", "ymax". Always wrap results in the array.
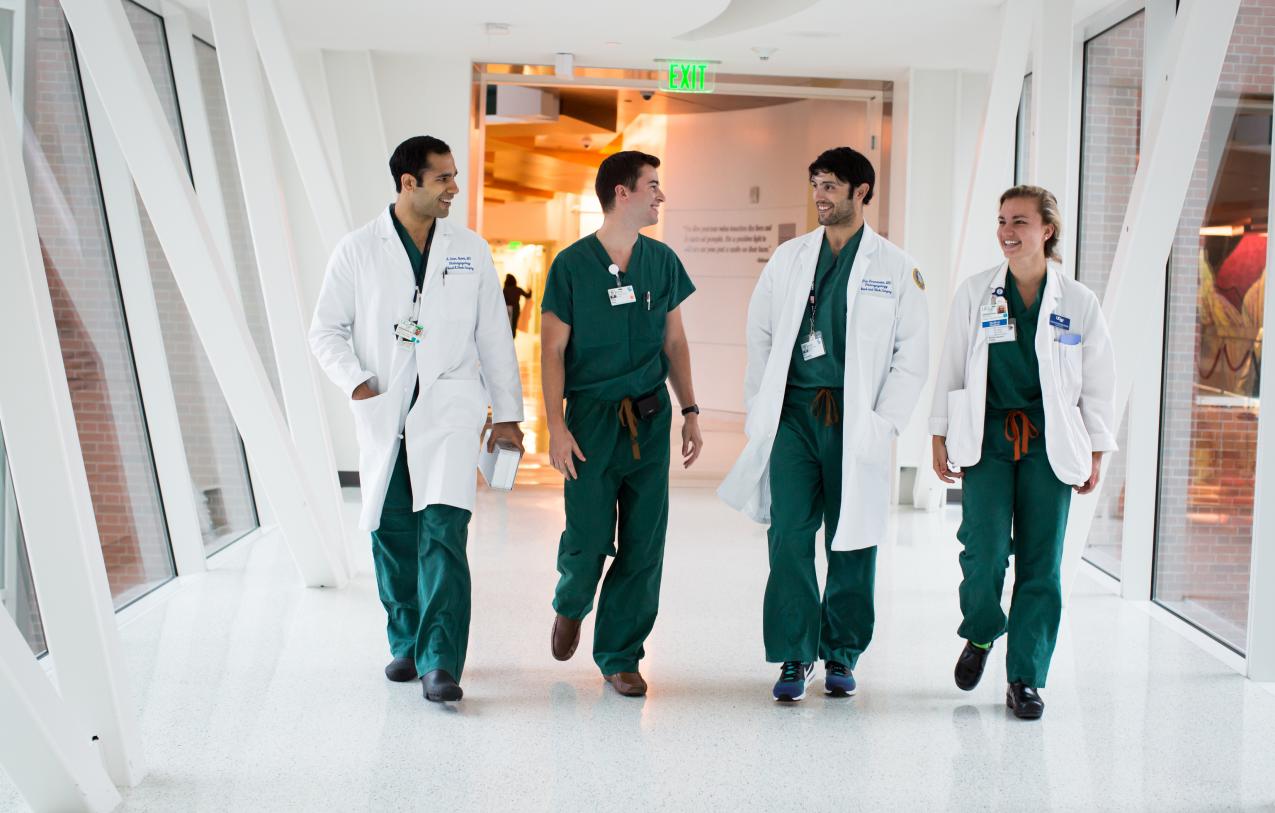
[{"xmin": 929, "ymin": 185, "xmax": 1116, "ymax": 719}]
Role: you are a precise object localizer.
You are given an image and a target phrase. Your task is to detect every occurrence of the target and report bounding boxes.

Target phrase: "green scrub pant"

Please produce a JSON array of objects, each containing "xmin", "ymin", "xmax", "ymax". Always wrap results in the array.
[
  {"xmin": 372, "ymin": 443, "xmax": 473, "ymax": 679},
  {"xmin": 764, "ymin": 387, "xmax": 877, "ymax": 668},
  {"xmin": 552, "ymin": 388, "xmax": 671, "ymax": 676},
  {"xmin": 957, "ymin": 409, "xmax": 1072, "ymax": 687}
]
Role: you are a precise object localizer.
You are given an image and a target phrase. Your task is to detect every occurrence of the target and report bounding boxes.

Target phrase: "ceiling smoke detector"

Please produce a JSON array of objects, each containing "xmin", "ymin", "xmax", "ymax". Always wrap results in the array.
[
  {"xmin": 484, "ymin": 22, "xmax": 511, "ymax": 36},
  {"xmin": 751, "ymin": 46, "xmax": 778, "ymax": 62}
]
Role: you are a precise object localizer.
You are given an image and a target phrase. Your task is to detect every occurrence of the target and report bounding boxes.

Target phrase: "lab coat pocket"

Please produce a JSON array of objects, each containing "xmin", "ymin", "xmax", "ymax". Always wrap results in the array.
[
  {"xmin": 349, "ymin": 393, "xmax": 397, "ymax": 457},
  {"xmin": 1057, "ymin": 342, "xmax": 1083, "ymax": 404},
  {"xmin": 428, "ymin": 378, "xmax": 487, "ymax": 433},
  {"xmin": 1060, "ymin": 405, "xmax": 1094, "ymax": 485},
  {"xmin": 945, "ymin": 388, "xmax": 976, "ymax": 467},
  {"xmin": 856, "ymin": 409, "xmax": 895, "ymax": 463}
]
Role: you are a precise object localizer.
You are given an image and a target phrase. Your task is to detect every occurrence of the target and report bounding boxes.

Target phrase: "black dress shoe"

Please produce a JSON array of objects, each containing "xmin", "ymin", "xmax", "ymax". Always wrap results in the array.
[
  {"xmin": 954, "ymin": 641, "xmax": 991, "ymax": 691},
  {"xmin": 1006, "ymin": 682, "xmax": 1044, "ymax": 719},
  {"xmin": 422, "ymin": 670, "xmax": 463, "ymax": 702},
  {"xmin": 385, "ymin": 657, "xmax": 417, "ymax": 682}
]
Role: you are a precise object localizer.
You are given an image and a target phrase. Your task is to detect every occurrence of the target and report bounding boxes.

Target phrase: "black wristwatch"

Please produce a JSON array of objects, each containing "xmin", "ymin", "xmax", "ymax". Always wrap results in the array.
[{"xmin": 681, "ymin": 404, "xmax": 700, "ymax": 416}]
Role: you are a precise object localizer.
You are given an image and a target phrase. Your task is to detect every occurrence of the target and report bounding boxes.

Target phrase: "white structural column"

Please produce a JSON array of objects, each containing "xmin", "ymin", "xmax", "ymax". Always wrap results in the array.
[
  {"xmin": 249, "ymin": 0, "xmax": 351, "ymax": 248},
  {"xmin": 1030, "ymin": 0, "xmax": 1075, "ymax": 269},
  {"xmin": 322, "ymin": 49, "xmax": 390, "ymax": 224},
  {"xmin": 1114, "ymin": 0, "xmax": 1178, "ymax": 601},
  {"xmin": 58, "ymin": 0, "xmax": 349, "ymax": 589},
  {"xmin": 0, "ymin": 615, "xmax": 120, "ymax": 812},
  {"xmin": 950, "ymin": 0, "xmax": 1034, "ymax": 284},
  {"xmin": 1061, "ymin": 0, "xmax": 1241, "ymax": 597},
  {"xmin": 0, "ymin": 63, "xmax": 144, "ymax": 787},
  {"xmin": 207, "ymin": 0, "xmax": 348, "ymax": 570}
]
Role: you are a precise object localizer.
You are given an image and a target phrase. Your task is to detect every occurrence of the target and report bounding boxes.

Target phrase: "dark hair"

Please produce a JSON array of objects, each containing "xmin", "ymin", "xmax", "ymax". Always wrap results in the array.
[
  {"xmin": 808, "ymin": 147, "xmax": 875, "ymax": 205},
  {"xmin": 999, "ymin": 185, "xmax": 1063, "ymax": 263},
  {"xmin": 595, "ymin": 151, "xmax": 661, "ymax": 212},
  {"xmin": 389, "ymin": 135, "xmax": 451, "ymax": 193},
  {"xmin": 504, "ymin": 274, "xmax": 517, "ymax": 287}
]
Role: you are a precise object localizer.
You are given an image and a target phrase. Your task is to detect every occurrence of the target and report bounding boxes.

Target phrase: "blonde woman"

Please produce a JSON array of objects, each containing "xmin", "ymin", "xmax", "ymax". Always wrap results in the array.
[{"xmin": 929, "ymin": 186, "xmax": 1117, "ymax": 719}]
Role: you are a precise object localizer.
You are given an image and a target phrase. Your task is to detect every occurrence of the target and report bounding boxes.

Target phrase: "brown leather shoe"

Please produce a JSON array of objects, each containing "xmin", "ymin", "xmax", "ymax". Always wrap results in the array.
[
  {"xmin": 604, "ymin": 671, "xmax": 647, "ymax": 697},
  {"xmin": 551, "ymin": 614, "xmax": 581, "ymax": 661}
]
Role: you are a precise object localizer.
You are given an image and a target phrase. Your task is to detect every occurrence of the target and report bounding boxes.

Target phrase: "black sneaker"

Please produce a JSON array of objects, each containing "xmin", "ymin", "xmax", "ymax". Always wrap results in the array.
[
  {"xmin": 421, "ymin": 669, "xmax": 463, "ymax": 702},
  {"xmin": 1006, "ymin": 682, "xmax": 1044, "ymax": 719},
  {"xmin": 384, "ymin": 657, "xmax": 417, "ymax": 682},
  {"xmin": 954, "ymin": 641, "xmax": 991, "ymax": 691},
  {"xmin": 772, "ymin": 661, "xmax": 814, "ymax": 702}
]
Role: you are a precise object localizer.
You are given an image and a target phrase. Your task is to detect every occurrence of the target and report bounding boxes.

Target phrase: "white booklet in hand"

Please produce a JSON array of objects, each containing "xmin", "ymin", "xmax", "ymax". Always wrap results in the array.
[{"xmin": 478, "ymin": 428, "xmax": 522, "ymax": 491}]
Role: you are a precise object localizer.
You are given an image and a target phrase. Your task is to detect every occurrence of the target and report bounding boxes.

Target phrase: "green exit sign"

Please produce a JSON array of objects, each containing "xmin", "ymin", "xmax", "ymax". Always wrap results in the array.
[{"xmin": 663, "ymin": 61, "xmax": 715, "ymax": 93}]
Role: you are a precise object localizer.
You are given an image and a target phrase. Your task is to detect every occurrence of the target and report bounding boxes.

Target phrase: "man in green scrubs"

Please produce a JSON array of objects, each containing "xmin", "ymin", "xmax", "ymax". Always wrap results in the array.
[
  {"xmin": 768, "ymin": 148, "xmax": 876, "ymax": 701},
  {"xmin": 954, "ymin": 272, "xmax": 1072, "ymax": 706},
  {"xmin": 540, "ymin": 151, "xmax": 702, "ymax": 697}
]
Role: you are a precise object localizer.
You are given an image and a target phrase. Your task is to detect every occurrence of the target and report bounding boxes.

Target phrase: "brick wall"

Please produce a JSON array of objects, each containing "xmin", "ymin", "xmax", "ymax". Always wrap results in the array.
[
  {"xmin": 1077, "ymin": 11, "xmax": 1144, "ymax": 572},
  {"xmin": 1154, "ymin": 0, "xmax": 1274, "ymax": 647},
  {"xmin": 26, "ymin": 0, "xmax": 173, "ymax": 606}
]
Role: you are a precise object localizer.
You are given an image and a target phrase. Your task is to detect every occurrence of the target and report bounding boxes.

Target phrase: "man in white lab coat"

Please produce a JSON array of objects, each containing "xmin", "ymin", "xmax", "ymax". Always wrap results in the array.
[
  {"xmin": 719, "ymin": 147, "xmax": 929, "ymax": 702},
  {"xmin": 310, "ymin": 136, "xmax": 523, "ymax": 703}
]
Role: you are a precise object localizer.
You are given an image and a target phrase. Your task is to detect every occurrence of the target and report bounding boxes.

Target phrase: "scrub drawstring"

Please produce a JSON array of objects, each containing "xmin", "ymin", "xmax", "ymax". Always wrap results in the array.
[
  {"xmin": 811, "ymin": 388, "xmax": 840, "ymax": 427},
  {"xmin": 1004, "ymin": 410, "xmax": 1039, "ymax": 462},
  {"xmin": 618, "ymin": 398, "xmax": 641, "ymax": 461}
]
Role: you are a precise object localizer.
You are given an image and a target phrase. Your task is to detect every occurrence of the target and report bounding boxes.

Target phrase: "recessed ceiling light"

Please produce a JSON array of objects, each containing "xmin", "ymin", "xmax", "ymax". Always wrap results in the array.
[
  {"xmin": 484, "ymin": 22, "xmax": 511, "ymax": 36},
  {"xmin": 605, "ymin": 41, "xmax": 622, "ymax": 47}
]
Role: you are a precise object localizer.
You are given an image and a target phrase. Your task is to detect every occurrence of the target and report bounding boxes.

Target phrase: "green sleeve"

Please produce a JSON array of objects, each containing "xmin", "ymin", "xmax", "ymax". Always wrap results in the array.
[
  {"xmin": 541, "ymin": 255, "xmax": 573, "ymax": 325},
  {"xmin": 668, "ymin": 252, "xmax": 695, "ymax": 311}
]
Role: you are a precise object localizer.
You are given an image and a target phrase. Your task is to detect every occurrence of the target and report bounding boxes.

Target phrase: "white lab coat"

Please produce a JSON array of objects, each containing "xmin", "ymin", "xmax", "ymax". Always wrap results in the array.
[
  {"xmin": 310, "ymin": 208, "xmax": 523, "ymax": 531},
  {"xmin": 718, "ymin": 224, "xmax": 930, "ymax": 551},
  {"xmin": 929, "ymin": 261, "xmax": 1118, "ymax": 485}
]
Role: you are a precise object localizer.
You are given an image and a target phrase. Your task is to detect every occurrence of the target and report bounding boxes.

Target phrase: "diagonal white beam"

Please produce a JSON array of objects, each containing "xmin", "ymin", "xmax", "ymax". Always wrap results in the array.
[
  {"xmin": 1061, "ymin": 0, "xmax": 1241, "ymax": 598},
  {"xmin": 1030, "ymin": 0, "xmax": 1074, "ymax": 264},
  {"xmin": 249, "ymin": 0, "xmax": 351, "ymax": 250},
  {"xmin": 208, "ymin": 0, "xmax": 349, "ymax": 571},
  {"xmin": 950, "ymin": 0, "xmax": 1034, "ymax": 285},
  {"xmin": 57, "ymin": 0, "xmax": 349, "ymax": 588},
  {"xmin": 0, "ymin": 614, "xmax": 121, "ymax": 812},
  {"xmin": 0, "ymin": 55, "xmax": 143, "ymax": 789}
]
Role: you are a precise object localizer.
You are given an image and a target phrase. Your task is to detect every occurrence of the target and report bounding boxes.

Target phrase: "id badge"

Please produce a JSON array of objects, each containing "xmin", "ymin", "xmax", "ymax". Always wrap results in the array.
[
  {"xmin": 988, "ymin": 318, "xmax": 1017, "ymax": 344},
  {"xmin": 801, "ymin": 330, "xmax": 826, "ymax": 361},
  {"xmin": 609, "ymin": 285, "xmax": 637, "ymax": 306},
  {"xmin": 395, "ymin": 318, "xmax": 423, "ymax": 344}
]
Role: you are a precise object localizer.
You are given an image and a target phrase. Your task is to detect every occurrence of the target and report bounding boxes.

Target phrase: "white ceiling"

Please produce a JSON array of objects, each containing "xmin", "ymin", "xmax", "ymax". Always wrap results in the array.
[{"xmin": 180, "ymin": 0, "xmax": 1129, "ymax": 80}]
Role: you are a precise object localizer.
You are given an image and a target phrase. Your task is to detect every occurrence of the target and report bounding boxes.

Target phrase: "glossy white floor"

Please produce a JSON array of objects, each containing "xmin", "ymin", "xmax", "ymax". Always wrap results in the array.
[{"xmin": 5, "ymin": 484, "xmax": 1275, "ymax": 811}]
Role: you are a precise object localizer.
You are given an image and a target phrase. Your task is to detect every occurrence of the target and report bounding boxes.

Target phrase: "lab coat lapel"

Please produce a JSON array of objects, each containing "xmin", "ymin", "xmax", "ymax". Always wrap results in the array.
[
  {"xmin": 1034, "ymin": 262, "xmax": 1064, "ymax": 388},
  {"xmin": 377, "ymin": 207, "xmax": 416, "ymax": 286}
]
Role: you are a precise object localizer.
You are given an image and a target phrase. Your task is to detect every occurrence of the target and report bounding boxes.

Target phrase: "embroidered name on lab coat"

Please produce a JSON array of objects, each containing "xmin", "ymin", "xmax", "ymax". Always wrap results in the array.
[
  {"xmin": 859, "ymin": 278, "xmax": 894, "ymax": 297},
  {"xmin": 444, "ymin": 255, "xmax": 476, "ymax": 274}
]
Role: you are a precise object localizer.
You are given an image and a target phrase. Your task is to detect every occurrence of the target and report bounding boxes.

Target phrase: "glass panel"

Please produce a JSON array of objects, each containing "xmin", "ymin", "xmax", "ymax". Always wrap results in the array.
[
  {"xmin": 1015, "ymin": 73, "xmax": 1032, "ymax": 185},
  {"xmin": 1077, "ymin": 11, "xmax": 1145, "ymax": 577},
  {"xmin": 1154, "ymin": 0, "xmax": 1272, "ymax": 651},
  {"xmin": 192, "ymin": 38, "xmax": 281, "ymax": 401},
  {"xmin": 22, "ymin": 0, "xmax": 175, "ymax": 606},
  {"xmin": 1, "ymin": 8, "xmax": 14, "ymax": 85},
  {"xmin": 0, "ymin": 428, "xmax": 47, "ymax": 657},
  {"xmin": 123, "ymin": 2, "xmax": 258, "ymax": 555}
]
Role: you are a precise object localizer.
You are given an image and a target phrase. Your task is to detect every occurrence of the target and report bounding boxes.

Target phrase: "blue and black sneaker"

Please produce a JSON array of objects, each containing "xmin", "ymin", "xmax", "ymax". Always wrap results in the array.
[
  {"xmin": 772, "ymin": 660, "xmax": 814, "ymax": 702},
  {"xmin": 824, "ymin": 661, "xmax": 857, "ymax": 697}
]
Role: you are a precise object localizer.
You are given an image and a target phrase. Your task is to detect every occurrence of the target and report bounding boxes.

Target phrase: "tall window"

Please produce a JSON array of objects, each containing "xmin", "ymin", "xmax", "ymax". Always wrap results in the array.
[
  {"xmin": 1077, "ymin": 11, "xmax": 1145, "ymax": 578},
  {"xmin": 192, "ymin": 37, "xmax": 281, "ymax": 403},
  {"xmin": 122, "ymin": 1, "xmax": 258, "ymax": 555},
  {"xmin": 22, "ymin": 0, "xmax": 175, "ymax": 606},
  {"xmin": 0, "ymin": 432, "xmax": 45, "ymax": 660},
  {"xmin": 1015, "ymin": 73, "xmax": 1033, "ymax": 185},
  {"xmin": 1154, "ymin": 0, "xmax": 1273, "ymax": 651}
]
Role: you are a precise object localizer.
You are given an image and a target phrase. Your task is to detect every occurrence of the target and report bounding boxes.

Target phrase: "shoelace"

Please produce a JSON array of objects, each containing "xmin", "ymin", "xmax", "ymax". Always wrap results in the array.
[
  {"xmin": 826, "ymin": 661, "xmax": 849, "ymax": 677},
  {"xmin": 780, "ymin": 661, "xmax": 806, "ymax": 682}
]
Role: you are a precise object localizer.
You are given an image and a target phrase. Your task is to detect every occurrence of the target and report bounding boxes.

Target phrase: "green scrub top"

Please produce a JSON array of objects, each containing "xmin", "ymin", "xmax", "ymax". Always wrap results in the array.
[
  {"xmin": 389, "ymin": 204, "xmax": 436, "ymax": 288},
  {"xmin": 985, "ymin": 272, "xmax": 1043, "ymax": 415},
  {"xmin": 787, "ymin": 227, "xmax": 864, "ymax": 390},
  {"xmin": 542, "ymin": 233, "xmax": 695, "ymax": 402}
]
